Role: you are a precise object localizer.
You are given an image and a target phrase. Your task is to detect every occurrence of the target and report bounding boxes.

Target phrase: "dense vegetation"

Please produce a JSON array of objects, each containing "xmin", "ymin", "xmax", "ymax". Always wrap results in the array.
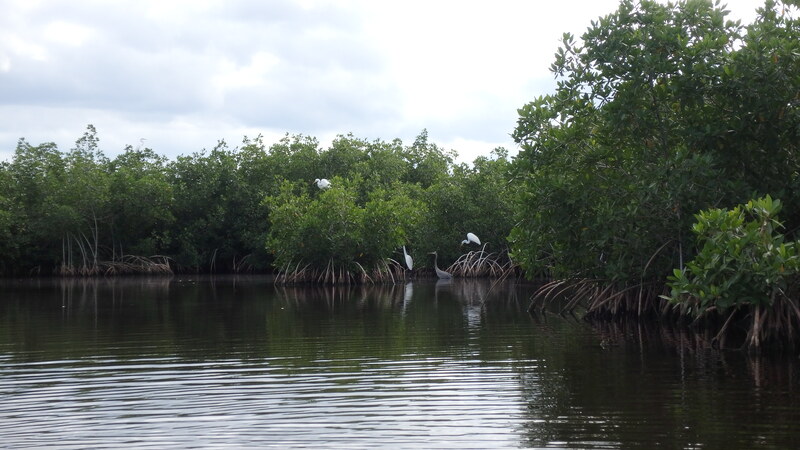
[
  {"xmin": 514, "ymin": 0, "xmax": 800, "ymax": 347},
  {"xmin": 2, "ymin": 0, "xmax": 799, "ymax": 347},
  {"xmin": 0, "ymin": 128, "xmax": 514, "ymax": 278}
]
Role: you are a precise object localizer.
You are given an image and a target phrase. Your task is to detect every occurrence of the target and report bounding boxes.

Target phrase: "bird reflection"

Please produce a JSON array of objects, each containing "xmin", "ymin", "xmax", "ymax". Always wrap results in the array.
[
  {"xmin": 403, "ymin": 281, "xmax": 413, "ymax": 313},
  {"xmin": 434, "ymin": 278, "xmax": 452, "ymax": 303}
]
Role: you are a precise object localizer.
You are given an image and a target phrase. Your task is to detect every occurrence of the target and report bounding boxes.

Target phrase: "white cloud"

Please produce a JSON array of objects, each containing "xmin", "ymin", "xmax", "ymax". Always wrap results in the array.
[
  {"xmin": 211, "ymin": 52, "xmax": 282, "ymax": 102},
  {"xmin": 42, "ymin": 20, "xmax": 96, "ymax": 46},
  {"xmin": 0, "ymin": 0, "xmax": 768, "ymax": 165},
  {"xmin": 2, "ymin": 33, "xmax": 49, "ymax": 62}
]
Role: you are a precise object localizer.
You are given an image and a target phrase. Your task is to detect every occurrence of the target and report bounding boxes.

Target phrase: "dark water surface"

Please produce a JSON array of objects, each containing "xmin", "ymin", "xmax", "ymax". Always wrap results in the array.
[{"xmin": 1, "ymin": 276, "xmax": 798, "ymax": 448}]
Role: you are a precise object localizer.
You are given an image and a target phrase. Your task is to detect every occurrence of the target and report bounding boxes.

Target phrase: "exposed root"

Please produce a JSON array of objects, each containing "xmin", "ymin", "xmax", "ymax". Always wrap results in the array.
[
  {"xmin": 447, "ymin": 246, "xmax": 518, "ymax": 278},
  {"xmin": 59, "ymin": 254, "xmax": 173, "ymax": 276},
  {"xmin": 531, "ymin": 277, "xmax": 800, "ymax": 350},
  {"xmin": 274, "ymin": 258, "xmax": 411, "ymax": 285}
]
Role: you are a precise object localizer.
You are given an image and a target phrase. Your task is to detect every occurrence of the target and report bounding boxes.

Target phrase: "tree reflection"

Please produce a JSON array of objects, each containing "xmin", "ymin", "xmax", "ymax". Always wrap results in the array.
[{"xmin": 2, "ymin": 277, "xmax": 798, "ymax": 448}]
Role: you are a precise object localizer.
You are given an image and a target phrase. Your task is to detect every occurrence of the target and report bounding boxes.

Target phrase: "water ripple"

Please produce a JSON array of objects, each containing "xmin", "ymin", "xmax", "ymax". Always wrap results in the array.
[
  {"xmin": 3, "ymin": 278, "xmax": 799, "ymax": 449},
  {"xmin": 0, "ymin": 354, "xmax": 535, "ymax": 448}
]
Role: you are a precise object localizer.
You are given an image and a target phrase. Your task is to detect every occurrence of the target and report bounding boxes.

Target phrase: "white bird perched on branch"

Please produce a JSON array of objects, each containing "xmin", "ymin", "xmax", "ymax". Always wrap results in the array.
[
  {"xmin": 461, "ymin": 232, "xmax": 481, "ymax": 245},
  {"xmin": 403, "ymin": 246, "xmax": 413, "ymax": 270},
  {"xmin": 314, "ymin": 178, "xmax": 331, "ymax": 189}
]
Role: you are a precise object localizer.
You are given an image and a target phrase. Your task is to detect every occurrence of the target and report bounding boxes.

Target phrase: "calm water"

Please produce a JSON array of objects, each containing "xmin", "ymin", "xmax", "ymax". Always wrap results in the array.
[{"xmin": 0, "ymin": 276, "xmax": 798, "ymax": 448}]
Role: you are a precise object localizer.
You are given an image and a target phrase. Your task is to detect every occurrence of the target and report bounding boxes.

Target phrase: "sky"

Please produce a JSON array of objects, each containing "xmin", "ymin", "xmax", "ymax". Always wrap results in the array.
[{"xmin": 0, "ymin": 0, "xmax": 762, "ymax": 164}]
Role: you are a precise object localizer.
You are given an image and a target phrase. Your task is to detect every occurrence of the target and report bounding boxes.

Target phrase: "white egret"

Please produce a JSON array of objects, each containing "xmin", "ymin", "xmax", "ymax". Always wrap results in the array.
[
  {"xmin": 314, "ymin": 178, "xmax": 331, "ymax": 189},
  {"xmin": 402, "ymin": 246, "xmax": 413, "ymax": 270},
  {"xmin": 461, "ymin": 232, "xmax": 481, "ymax": 245},
  {"xmin": 429, "ymin": 251, "xmax": 452, "ymax": 279}
]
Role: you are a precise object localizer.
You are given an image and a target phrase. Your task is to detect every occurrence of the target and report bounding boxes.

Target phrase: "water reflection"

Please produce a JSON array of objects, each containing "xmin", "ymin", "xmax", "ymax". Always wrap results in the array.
[
  {"xmin": 587, "ymin": 316, "xmax": 800, "ymax": 389},
  {"xmin": 0, "ymin": 276, "xmax": 798, "ymax": 448},
  {"xmin": 402, "ymin": 281, "xmax": 412, "ymax": 314}
]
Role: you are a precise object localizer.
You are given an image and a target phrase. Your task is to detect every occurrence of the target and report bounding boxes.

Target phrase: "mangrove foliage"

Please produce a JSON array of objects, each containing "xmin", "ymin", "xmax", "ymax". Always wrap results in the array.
[
  {"xmin": 0, "ymin": 129, "xmax": 515, "ymax": 277},
  {"xmin": 513, "ymin": 0, "xmax": 800, "ymax": 347}
]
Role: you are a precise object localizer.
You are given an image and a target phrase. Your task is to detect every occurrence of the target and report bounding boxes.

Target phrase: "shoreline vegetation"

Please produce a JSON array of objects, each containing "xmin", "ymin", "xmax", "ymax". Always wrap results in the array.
[
  {"xmin": 272, "ymin": 245, "xmax": 518, "ymax": 285},
  {"xmin": 511, "ymin": 0, "xmax": 800, "ymax": 350},
  {"xmin": 2, "ymin": 0, "xmax": 799, "ymax": 349},
  {"xmin": 1, "ymin": 127, "xmax": 517, "ymax": 281}
]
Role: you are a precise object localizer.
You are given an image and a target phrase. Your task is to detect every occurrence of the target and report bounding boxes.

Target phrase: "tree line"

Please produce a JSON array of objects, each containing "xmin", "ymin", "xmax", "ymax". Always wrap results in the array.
[{"xmin": 0, "ymin": 127, "xmax": 515, "ymax": 278}]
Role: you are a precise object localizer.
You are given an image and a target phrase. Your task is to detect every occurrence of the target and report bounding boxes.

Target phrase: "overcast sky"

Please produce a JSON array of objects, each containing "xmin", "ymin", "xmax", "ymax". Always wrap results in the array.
[{"xmin": 0, "ymin": 0, "xmax": 762, "ymax": 163}]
